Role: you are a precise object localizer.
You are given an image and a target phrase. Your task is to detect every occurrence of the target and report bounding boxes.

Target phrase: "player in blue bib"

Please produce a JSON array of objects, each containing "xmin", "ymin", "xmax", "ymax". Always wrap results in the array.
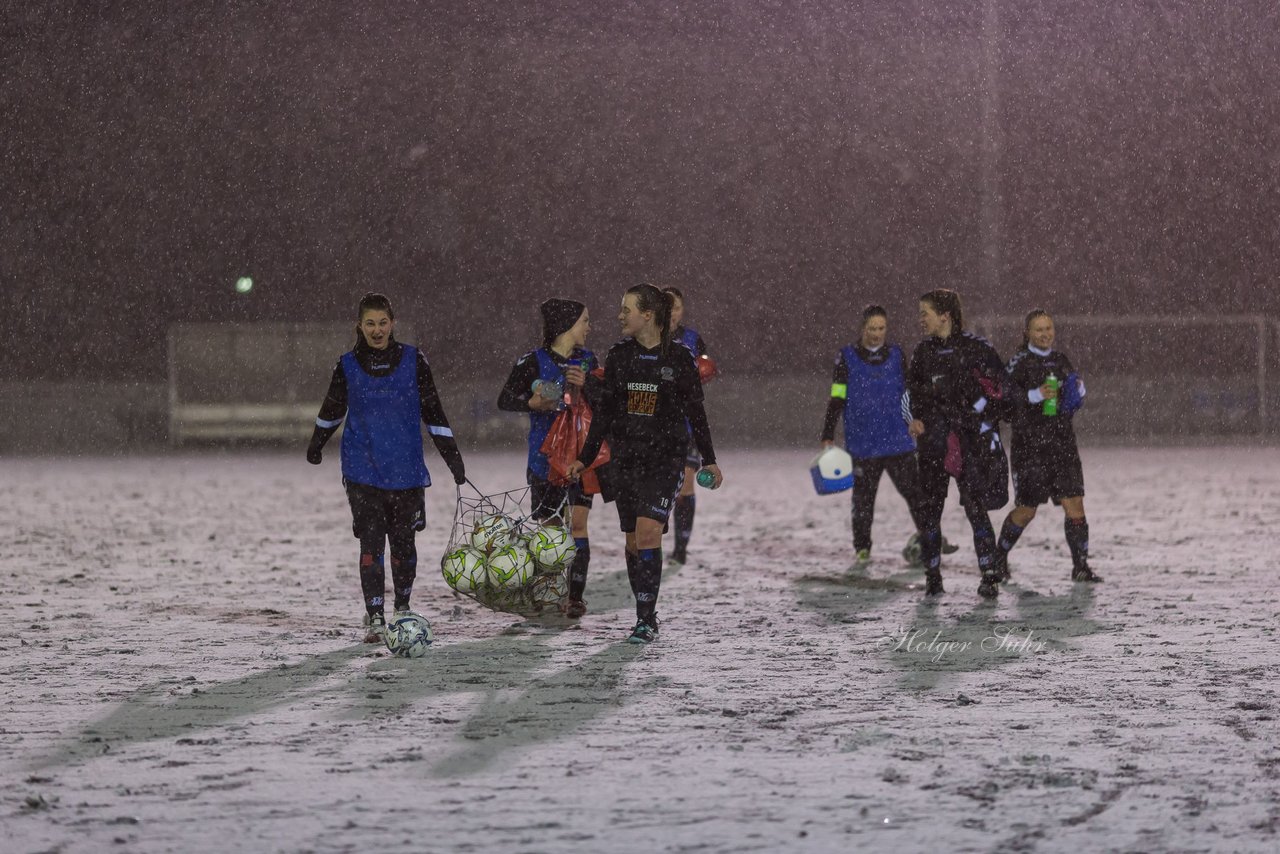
[
  {"xmin": 498, "ymin": 298, "xmax": 611, "ymax": 618},
  {"xmin": 821, "ymin": 305, "xmax": 947, "ymax": 570},
  {"xmin": 307, "ymin": 293, "xmax": 466, "ymax": 642}
]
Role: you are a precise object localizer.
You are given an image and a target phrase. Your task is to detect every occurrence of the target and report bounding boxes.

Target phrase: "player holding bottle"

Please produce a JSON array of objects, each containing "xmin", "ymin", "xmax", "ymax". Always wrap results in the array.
[
  {"xmin": 991, "ymin": 309, "xmax": 1100, "ymax": 584},
  {"xmin": 497, "ymin": 298, "xmax": 610, "ymax": 618},
  {"xmin": 307, "ymin": 293, "xmax": 466, "ymax": 642},
  {"xmin": 567, "ymin": 284, "xmax": 722, "ymax": 644}
]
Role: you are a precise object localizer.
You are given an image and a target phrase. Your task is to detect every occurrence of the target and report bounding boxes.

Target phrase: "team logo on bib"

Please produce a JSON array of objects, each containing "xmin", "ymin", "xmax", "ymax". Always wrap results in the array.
[{"xmin": 660, "ymin": 367, "xmax": 675, "ymax": 382}]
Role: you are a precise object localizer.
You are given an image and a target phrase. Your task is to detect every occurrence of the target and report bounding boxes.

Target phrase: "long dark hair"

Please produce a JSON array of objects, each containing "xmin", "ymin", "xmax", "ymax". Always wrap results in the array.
[
  {"xmin": 626, "ymin": 283, "xmax": 675, "ymax": 355},
  {"xmin": 919, "ymin": 289, "xmax": 963, "ymax": 333},
  {"xmin": 1022, "ymin": 308, "xmax": 1051, "ymax": 348},
  {"xmin": 355, "ymin": 292, "xmax": 394, "ymax": 347},
  {"xmin": 662, "ymin": 285, "xmax": 685, "ymax": 335}
]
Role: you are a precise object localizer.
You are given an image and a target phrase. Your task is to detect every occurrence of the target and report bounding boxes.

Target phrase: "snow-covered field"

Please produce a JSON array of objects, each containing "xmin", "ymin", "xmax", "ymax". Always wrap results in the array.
[{"xmin": 2, "ymin": 447, "xmax": 1278, "ymax": 853}]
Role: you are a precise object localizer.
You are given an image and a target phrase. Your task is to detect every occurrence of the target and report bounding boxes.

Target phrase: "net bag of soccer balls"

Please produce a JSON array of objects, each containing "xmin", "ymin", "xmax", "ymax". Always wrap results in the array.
[{"xmin": 440, "ymin": 484, "xmax": 575, "ymax": 615}]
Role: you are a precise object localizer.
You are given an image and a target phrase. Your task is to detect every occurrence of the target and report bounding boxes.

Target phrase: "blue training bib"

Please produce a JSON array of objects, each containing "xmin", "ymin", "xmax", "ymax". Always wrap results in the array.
[
  {"xmin": 842, "ymin": 344, "xmax": 917, "ymax": 460},
  {"xmin": 340, "ymin": 346, "xmax": 430, "ymax": 490}
]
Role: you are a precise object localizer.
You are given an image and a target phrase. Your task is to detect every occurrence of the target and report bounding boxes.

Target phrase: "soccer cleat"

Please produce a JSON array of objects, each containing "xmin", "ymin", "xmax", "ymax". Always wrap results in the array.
[
  {"xmin": 902, "ymin": 533, "xmax": 924, "ymax": 568},
  {"xmin": 362, "ymin": 612, "xmax": 387, "ymax": 644},
  {"xmin": 561, "ymin": 598, "xmax": 588, "ymax": 619},
  {"xmin": 626, "ymin": 619, "xmax": 659, "ymax": 644},
  {"xmin": 668, "ymin": 548, "xmax": 687, "ymax": 567},
  {"xmin": 941, "ymin": 536, "xmax": 961, "ymax": 555},
  {"xmin": 1072, "ymin": 563, "xmax": 1103, "ymax": 583},
  {"xmin": 853, "ymin": 548, "xmax": 871, "ymax": 570},
  {"xmin": 991, "ymin": 551, "xmax": 1011, "ymax": 584},
  {"xmin": 924, "ymin": 570, "xmax": 945, "ymax": 596},
  {"xmin": 977, "ymin": 572, "xmax": 1000, "ymax": 600}
]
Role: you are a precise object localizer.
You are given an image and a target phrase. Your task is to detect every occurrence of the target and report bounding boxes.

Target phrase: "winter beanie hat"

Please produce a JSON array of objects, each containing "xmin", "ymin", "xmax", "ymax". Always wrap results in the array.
[{"xmin": 540, "ymin": 298, "xmax": 586, "ymax": 347}]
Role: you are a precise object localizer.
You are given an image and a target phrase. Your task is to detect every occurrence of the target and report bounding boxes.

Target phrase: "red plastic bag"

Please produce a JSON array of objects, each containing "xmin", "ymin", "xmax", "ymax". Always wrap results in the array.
[
  {"xmin": 540, "ymin": 399, "xmax": 611, "ymax": 494},
  {"xmin": 697, "ymin": 354, "xmax": 718, "ymax": 383}
]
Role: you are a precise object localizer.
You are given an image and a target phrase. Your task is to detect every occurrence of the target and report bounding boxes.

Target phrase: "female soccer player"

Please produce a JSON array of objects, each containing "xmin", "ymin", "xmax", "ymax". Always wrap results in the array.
[
  {"xmin": 663, "ymin": 286, "xmax": 711, "ymax": 566},
  {"xmin": 906, "ymin": 289, "xmax": 1010, "ymax": 598},
  {"xmin": 992, "ymin": 309, "xmax": 1100, "ymax": 583},
  {"xmin": 497, "ymin": 298, "xmax": 607, "ymax": 617},
  {"xmin": 820, "ymin": 304, "xmax": 933, "ymax": 568},
  {"xmin": 307, "ymin": 292, "xmax": 466, "ymax": 642},
  {"xmin": 566, "ymin": 284, "xmax": 722, "ymax": 643}
]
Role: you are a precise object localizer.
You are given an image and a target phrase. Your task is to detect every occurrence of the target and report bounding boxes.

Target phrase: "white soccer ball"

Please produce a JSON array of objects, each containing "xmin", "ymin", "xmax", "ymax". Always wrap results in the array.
[
  {"xmin": 528, "ymin": 571, "xmax": 568, "ymax": 608},
  {"xmin": 385, "ymin": 612, "xmax": 433, "ymax": 658},
  {"xmin": 441, "ymin": 545, "xmax": 488, "ymax": 592},
  {"xmin": 486, "ymin": 543, "xmax": 534, "ymax": 588},
  {"xmin": 470, "ymin": 513, "xmax": 516, "ymax": 553},
  {"xmin": 529, "ymin": 525, "xmax": 576, "ymax": 572}
]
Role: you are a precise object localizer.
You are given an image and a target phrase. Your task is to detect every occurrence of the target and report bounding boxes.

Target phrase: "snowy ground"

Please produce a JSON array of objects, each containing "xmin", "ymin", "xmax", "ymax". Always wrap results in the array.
[{"xmin": 2, "ymin": 447, "xmax": 1278, "ymax": 853}]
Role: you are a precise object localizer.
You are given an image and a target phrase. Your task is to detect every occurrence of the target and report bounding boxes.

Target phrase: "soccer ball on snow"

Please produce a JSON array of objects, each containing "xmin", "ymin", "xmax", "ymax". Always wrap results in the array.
[
  {"xmin": 385, "ymin": 612, "xmax": 433, "ymax": 658},
  {"xmin": 441, "ymin": 545, "xmax": 489, "ymax": 592},
  {"xmin": 486, "ymin": 543, "xmax": 534, "ymax": 587},
  {"xmin": 470, "ymin": 513, "xmax": 516, "ymax": 553},
  {"xmin": 528, "ymin": 525, "xmax": 576, "ymax": 572}
]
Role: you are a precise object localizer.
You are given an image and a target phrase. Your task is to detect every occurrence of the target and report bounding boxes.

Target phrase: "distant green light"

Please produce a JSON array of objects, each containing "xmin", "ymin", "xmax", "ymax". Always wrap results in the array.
[{"xmin": 235, "ymin": 276, "xmax": 254, "ymax": 294}]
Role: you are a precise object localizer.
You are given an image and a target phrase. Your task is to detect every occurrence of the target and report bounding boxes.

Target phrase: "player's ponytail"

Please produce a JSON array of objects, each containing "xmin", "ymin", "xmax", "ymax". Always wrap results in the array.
[
  {"xmin": 919, "ymin": 289, "xmax": 963, "ymax": 332},
  {"xmin": 627, "ymin": 283, "xmax": 673, "ymax": 356},
  {"xmin": 354, "ymin": 292, "xmax": 394, "ymax": 347},
  {"xmin": 1022, "ymin": 309, "xmax": 1050, "ymax": 349}
]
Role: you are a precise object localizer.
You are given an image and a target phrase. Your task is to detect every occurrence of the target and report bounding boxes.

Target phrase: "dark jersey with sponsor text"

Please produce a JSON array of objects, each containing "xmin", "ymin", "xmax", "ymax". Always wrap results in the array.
[{"xmin": 577, "ymin": 337, "xmax": 716, "ymax": 468}]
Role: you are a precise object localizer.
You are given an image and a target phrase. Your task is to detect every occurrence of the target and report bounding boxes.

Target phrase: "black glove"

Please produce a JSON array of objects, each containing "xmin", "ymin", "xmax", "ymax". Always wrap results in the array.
[
  {"xmin": 306, "ymin": 445, "xmax": 323, "ymax": 465},
  {"xmin": 451, "ymin": 464, "xmax": 466, "ymax": 486}
]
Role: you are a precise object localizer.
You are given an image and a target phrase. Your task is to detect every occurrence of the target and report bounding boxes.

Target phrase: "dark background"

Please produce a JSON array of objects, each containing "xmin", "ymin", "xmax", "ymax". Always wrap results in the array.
[{"xmin": 5, "ymin": 1, "xmax": 1277, "ymax": 381}]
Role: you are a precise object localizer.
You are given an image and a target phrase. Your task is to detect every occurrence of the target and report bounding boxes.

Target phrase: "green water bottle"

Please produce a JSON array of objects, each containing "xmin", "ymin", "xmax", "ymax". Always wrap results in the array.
[
  {"xmin": 1043, "ymin": 374, "xmax": 1060, "ymax": 416},
  {"xmin": 696, "ymin": 469, "xmax": 719, "ymax": 489}
]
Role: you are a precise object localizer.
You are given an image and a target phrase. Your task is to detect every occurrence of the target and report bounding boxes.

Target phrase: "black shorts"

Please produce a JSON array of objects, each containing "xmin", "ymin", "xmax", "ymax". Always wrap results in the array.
[
  {"xmin": 1011, "ymin": 442, "xmax": 1085, "ymax": 507},
  {"xmin": 614, "ymin": 457, "xmax": 686, "ymax": 533},
  {"xmin": 344, "ymin": 479, "xmax": 425, "ymax": 540},
  {"xmin": 527, "ymin": 469, "xmax": 593, "ymax": 521}
]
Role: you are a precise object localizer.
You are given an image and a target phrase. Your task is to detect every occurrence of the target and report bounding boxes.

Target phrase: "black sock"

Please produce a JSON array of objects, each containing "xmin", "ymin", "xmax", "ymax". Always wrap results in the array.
[
  {"xmin": 1065, "ymin": 517, "xmax": 1089, "ymax": 569},
  {"xmin": 998, "ymin": 514, "xmax": 1026, "ymax": 554},
  {"xmin": 389, "ymin": 551, "xmax": 417, "ymax": 612},
  {"xmin": 634, "ymin": 547, "xmax": 663, "ymax": 623},
  {"xmin": 920, "ymin": 527, "xmax": 942, "ymax": 574},
  {"xmin": 673, "ymin": 495, "xmax": 696, "ymax": 555},
  {"xmin": 569, "ymin": 538, "xmax": 590, "ymax": 601},
  {"xmin": 963, "ymin": 503, "xmax": 997, "ymax": 575},
  {"xmin": 360, "ymin": 552, "xmax": 386, "ymax": 616},
  {"xmin": 625, "ymin": 549, "xmax": 639, "ymax": 598}
]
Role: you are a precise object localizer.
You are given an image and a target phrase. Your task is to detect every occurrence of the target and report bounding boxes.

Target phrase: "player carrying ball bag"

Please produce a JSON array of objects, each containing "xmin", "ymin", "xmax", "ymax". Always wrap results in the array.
[
  {"xmin": 497, "ymin": 297, "xmax": 612, "ymax": 617},
  {"xmin": 566, "ymin": 284, "xmax": 723, "ymax": 644},
  {"xmin": 306, "ymin": 292, "xmax": 466, "ymax": 642}
]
